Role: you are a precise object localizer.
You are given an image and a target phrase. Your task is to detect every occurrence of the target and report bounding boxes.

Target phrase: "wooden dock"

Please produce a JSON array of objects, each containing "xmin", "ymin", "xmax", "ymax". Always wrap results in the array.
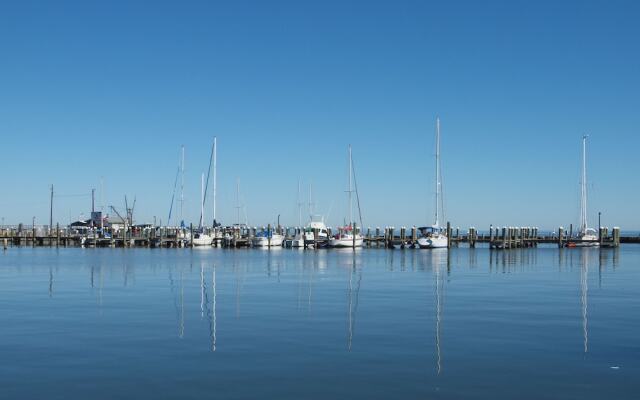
[{"xmin": 0, "ymin": 223, "xmax": 628, "ymax": 250}]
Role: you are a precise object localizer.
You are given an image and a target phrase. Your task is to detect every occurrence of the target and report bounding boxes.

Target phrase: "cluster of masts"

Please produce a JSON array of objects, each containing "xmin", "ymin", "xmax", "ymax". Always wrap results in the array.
[
  {"xmin": 41, "ymin": 119, "xmax": 602, "ymax": 249},
  {"xmin": 170, "ymin": 119, "xmax": 450, "ymax": 249}
]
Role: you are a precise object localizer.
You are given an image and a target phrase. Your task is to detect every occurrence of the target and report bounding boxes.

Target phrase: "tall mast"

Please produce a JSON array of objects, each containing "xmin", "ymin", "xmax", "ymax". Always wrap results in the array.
[
  {"xmin": 235, "ymin": 178, "xmax": 241, "ymax": 225},
  {"xmin": 212, "ymin": 137, "xmax": 217, "ymax": 225},
  {"xmin": 297, "ymin": 179, "xmax": 302, "ymax": 226},
  {"xmin": 580, "ymin": 135, "xmax": 588, "ymax": 234},
  {"xmin": 348, "ymin": 144, "xmax": 353, "ymax": 226},
  {"xmin": 199, "ymin": 173, "xmax": 205, "ymax": 228},
  {"xmin": 434, "ymin": 117, "xmax": 441, "ymax": 228},
  {"xmin": 180, "ymin": 145, "xmax": 185, "ymax": 226}
]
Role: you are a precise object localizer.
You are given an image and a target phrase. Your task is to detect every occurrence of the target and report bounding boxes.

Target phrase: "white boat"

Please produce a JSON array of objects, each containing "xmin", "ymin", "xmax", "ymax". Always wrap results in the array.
[
  {"xmin": 291, "ymin": 216, "xmax": 330, "ymax": 248},
  {"xmin": 189, "ymin": 172, "xmax": 213, "ymax": 247},
  {"xmin": 569, "ymin": 136, "xmax": 599, "ymax": 247},
  {"xmin": 191, "ymin": 232, "xmax": 213, "ymax": 246},
  {"xmin": 418, "ymin": 117, "xmax": 448, "ymax": 249},
  {"xmin": 330, "ymin": 227, "xmax": 364, "ymax": 248},
  {"xmin": 329, "ymin": 145, "xmax": 363, "ymax": 248},
  {"xmin": 417, "ymin": 227, "xmax": 448, "ymax": 249},
  {"xmin": 252, "ymin": 229, "xmax": 284, "ymax": 247}
]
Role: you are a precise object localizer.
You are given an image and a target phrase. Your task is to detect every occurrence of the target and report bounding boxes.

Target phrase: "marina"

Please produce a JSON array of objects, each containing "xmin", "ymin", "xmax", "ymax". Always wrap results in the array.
[{"xmin": 0, "ymin": 223, "xmax": 630, "ymax": 249}]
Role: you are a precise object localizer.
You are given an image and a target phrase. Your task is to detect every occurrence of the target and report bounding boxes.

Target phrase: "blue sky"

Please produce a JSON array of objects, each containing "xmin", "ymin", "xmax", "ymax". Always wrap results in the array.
[{"xmin": 0, "ymin": 0, "xmax": 638, "ymax": 230}]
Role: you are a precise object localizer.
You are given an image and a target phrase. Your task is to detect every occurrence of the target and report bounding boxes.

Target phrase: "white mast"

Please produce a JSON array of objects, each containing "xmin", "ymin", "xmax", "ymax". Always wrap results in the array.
[
  {"xmin": 348, "ymin": 144, "xmax": 353, "ymax": 226},
  {"xmin": 212, "ymin": 137, "xmax": 217, "ymax": 225},
  {"xmin": 235, "ymin": 178, "xmax": 241, "ymax": 225},
  {"xmin": 297, "ymin": 179, "xmax": 302, "ymax": 226},
  {"xmin": 199, "ymin": 173, "xmax": 205, "ymax": 228},
  {"xmin": 180, "ymin": 145, "xmax": 185, "ymax": 225},
  {"xmin": 434, "ymin": 117, "xmax": 441, "ymax": 228},
  {"xmin": 580, "ymin": 135, "xmax": 588, "ymax": 235}
]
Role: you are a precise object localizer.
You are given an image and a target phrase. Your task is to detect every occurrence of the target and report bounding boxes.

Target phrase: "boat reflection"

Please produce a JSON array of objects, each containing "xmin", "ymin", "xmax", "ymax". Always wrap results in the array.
[
  {"xmin": 346, "ymin": 253, "xmax": 362, "ymax": 352},
  {"xmin": 431, "ymin": 249, "xmax": 447, "ymax": 375},
  {"xmin": 168, "ymin": 267, "xmax": 185, "ymax": 339},
  {"xmin": 580, "ymin": 249, "xmax": 590, "ymax": 354},
  {"xmin": 200, "ymin": 263, "xmax": 217, "ymax": 352}
]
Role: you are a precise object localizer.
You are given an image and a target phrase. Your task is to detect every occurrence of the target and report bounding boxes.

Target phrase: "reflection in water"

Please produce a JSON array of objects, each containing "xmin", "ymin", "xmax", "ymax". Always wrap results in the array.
[
  {"xmin": 213, "ymin": 265, "xmax": 217, "ymax": 351},
  {"xmin": 433, "ymin": 249, "xmax": 446, "ymax": 375},
  {"xmin": 346, "ymin": 254, "xmax": 362, "ymax": 351},
  {"xmin": 201, "ymin": 264, "xmax": 217, "ymax": 352},
  {"xmin": 580, "ymin": 250, "xmax": 589, "ymax": 354},
  {"xmin": 168, "ymin": 268, "xmax": 185, "ymax": 339},
  {"xmin": 49, "ymin": 266, "xmax": 53, "ymax": 298}
]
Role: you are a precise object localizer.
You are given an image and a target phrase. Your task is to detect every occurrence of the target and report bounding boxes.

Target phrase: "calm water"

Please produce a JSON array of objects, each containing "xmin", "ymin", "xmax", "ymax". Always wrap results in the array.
[{"xmin": 1, "ymin": 246, "xmax": 638, "ymax": 399}]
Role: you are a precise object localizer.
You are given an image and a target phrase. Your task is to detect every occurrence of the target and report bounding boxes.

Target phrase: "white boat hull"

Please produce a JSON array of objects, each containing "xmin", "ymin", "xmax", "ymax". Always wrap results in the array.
[
  {"xmin": 252, "ymin": 235, "xmax": 284, "ymax": 247},
  {"xmin": 417, "ymin": 235, "xmax": 448, "ymax": 249},
  {"xmin": 191, "ymin": 234, "xmax": 213, "ymax": 246},
  {"xmin": 330, "ymin": 236, "xmax": 363, "ymax": 248},
  {"xmin": 572, "ymin": 234, "xmax": 600, "ymax": 247}
]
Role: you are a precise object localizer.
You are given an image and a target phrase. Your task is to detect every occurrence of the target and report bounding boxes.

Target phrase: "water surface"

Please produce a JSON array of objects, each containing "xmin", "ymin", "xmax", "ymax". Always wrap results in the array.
[{"xmin": 1, "ymin": 246, "xmax": 638, "ymax": 399}]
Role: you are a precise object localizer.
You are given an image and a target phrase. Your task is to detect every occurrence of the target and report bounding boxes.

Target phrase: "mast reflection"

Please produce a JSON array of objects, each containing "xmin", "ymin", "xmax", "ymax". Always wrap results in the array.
[
  {"xmin": 346, "ymin": 252, "xmax": 362, "ymax": 351},
  {"xmin": 580, "ymin": 249, "xmax": 589, "ymax": 354},
  {"xmin": 433, "ymin": 249, "xmax": 446, "ymax": 375}
]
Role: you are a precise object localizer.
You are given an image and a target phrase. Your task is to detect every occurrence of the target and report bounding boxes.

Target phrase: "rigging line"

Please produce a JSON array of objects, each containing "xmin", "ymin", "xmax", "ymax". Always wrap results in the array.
[
  {"xmin": 350, "ymin": 155, "xmax": 364, "ymax": 229},
  {"xmin": 167, "ymin": 166, "xmax": 180, "ymax": 225},
  {"xmin": 202, "ymin": 140, "xmax": 215, "ymax": 212}
]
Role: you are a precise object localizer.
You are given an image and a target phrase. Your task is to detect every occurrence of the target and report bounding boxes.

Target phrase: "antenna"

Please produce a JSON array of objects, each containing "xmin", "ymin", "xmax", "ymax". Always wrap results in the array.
[{"xmin": 308, "ymin": 182, "xmax": 314, "ymax": 217}]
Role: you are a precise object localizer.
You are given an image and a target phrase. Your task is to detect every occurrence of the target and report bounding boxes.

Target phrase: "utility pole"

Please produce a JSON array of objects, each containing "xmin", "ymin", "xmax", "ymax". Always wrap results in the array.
[{"xmin": 49, "ymin": 184, "xmax": 54, "ymax": 234}]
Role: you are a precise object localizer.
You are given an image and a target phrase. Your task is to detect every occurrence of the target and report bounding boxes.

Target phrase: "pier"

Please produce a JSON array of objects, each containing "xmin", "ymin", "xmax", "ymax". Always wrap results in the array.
[{"xmin": 0, "ymin": 223, "xmax": 630, "ymax": 250}]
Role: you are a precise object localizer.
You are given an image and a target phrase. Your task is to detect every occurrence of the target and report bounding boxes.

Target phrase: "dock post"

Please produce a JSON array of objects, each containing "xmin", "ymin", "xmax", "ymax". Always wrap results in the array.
[
  {"xmin": 599, "ymin": 226, "xmax": 605, "ymax": 246},
  {"xmin": 56, "ymin": 223, "xmax": 60, "ymax": 248},
  {"xmin": 190, "ymin": 223, "xmax": 194, "ymax": 248},
  {"xmin": 446, "ymin": 221, "xmax": 451, "ymax": 248},
  {"xmin": 558, "ymin": 227, "xmax": 564, "ymax": 248},
  {"xmin": 376, "ymin": 227, "xmax": 381, "ymax": 247},
  {"xmin": 612, "ymin": 227, "xmax": 620, "ymax": 247},
  {"xmin": 268, "ymin": 224, "xmax": 272, "ymax": 247},
  {"xmin": 569, "ymin": 224, "xmax": 573, "ymax": 240},
  {"xmin": 469, "ymin": 227, "xmax": 476, "ymax": 248},
  {"xmin": 489, "ymin": 224, "xmax": 494, "ymax": 248},
  {"xmin": 387, "ymin": 227, "xmax": 394, "ymax": 248},
  {"xmin": 411, "ymin": 226, "xmax": 417, "ymax": 247},
  {"xmin": 400, "ymin": 226, "xmax": 406, "ymax": 246}
]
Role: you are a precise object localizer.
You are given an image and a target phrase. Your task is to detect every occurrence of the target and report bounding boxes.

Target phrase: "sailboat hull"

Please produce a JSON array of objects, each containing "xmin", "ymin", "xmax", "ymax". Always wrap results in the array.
[
  {"xmin": 252, "ymin": 235, "xmax": 284, "ymax": 247},
  {"xmin": 330, "ymin": 236, "xmax": 363, "ymax": 248},
  {"xmin": 417, "ymin": 235, "xmax": 448, "ymax": 249},
  {"xmin": 191, "ymin": 234, "xmax": 213, "ymax": 246}
]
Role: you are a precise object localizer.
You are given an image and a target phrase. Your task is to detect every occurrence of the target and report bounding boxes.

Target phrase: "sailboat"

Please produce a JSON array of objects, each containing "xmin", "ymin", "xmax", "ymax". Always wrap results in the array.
[
  {"xmin": 568, "ymin": 135, "xmax": 599, "ymax": 247},
  {"xmin": 291, "ymin": 183, "xmax": 330, "ymax": 248},
  {"xmin": 418, "ymin": 117, "xmax": 448, "ymax": 249},
  {"xmin": 330, "ymin": 145, "xmax": 364, "ymax": 248},
  {"xmin": 191, "ymin": 173, "xmax": 213, "ymax": 246}
]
